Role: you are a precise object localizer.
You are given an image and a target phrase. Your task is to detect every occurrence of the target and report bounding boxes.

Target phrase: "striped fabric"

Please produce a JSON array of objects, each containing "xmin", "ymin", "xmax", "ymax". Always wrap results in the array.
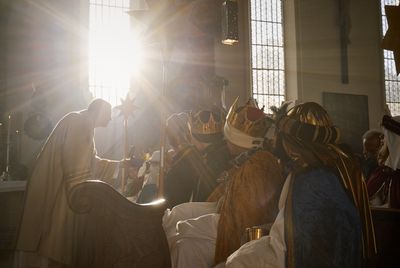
[{"xmin": 277, "ymin": 116, "xmax": 340, "ymax": 144}]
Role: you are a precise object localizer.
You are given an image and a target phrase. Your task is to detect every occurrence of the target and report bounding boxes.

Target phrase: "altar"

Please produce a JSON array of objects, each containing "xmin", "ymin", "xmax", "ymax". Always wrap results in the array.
[{"xmin": 0, "ymin": 180, "xmax": 26, "ymax": 251}]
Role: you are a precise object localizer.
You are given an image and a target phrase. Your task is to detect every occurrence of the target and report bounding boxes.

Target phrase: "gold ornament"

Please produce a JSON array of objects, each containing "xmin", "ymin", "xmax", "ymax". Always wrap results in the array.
[
  {"xmin": 189, "ymin": 109, "xmax": 224, "ymax": 135},
  {"xmin": 116, "ymin": 95, "xmax": 138, "ymax": 119},
  {"xmin": 226, "ymin": 97, "xmax": 271, "ymax": 138}
]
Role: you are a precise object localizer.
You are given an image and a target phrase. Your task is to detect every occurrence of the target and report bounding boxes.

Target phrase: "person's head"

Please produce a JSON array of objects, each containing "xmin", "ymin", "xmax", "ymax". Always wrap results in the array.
[
  {"xmin": 362, "ymin": 129, "xmax": 384, "ymax": 159},
  {"xmin": 87, "ymin": 99, "xmax": 112, "ymax": 127},
  {"xmin": 224, "ymin": 97, "xmax": 274, "ymax": 156},
  {"xmin": 275, "ymin": 102, "xmax": 340, "ymax": 166},
  {"xmin": 381, "ymin": 115, "xmax": 400, "ymax": 170},
  {"xmin": 166, "ymin": 112, "xmax": 191, "ymax": 151},
  {"xmin": 188, "ymin": 106, "xmax": 225, "ymax": 151}
]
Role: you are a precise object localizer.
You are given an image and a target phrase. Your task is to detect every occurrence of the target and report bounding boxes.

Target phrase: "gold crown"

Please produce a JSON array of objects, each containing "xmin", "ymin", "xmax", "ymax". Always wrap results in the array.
[
  {"xmin": 189, "ymin": 108, "xmax": 225, "ymax": 135},
  {"xmin": 226, "ymin": 97, "xmax": 271, "ymax": 138}
]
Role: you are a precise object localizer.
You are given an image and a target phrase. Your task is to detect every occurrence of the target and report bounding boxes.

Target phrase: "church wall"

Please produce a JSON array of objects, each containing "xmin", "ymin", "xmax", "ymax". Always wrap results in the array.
[
  {"xmin": 288, "ymin": 0, "xmax": 385, "ymax": 129},
  {"xmin": 215, "ymin": 0, "xmax": 251, "ymax": 108},
  {"xmin": 2, "ymin": 0, "xmax": 84, "ymax": 174},
  {"xmin": 0, "ymin": 0, "xmax": 388, "ymax": 174},
  {"xmin": 0, "ymin": 2, "xmax": 9, "ymax": 174},
  {"xmin": 5, "ymin": 0, "xmax": 84, "ymax": 118},
  {"xmin": 214, "ymin": 0, "xmax": 385, "ymax": 151}
]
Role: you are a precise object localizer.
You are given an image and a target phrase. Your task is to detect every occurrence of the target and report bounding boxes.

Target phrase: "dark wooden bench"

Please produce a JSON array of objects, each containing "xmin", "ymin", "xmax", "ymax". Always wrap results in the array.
[
  {"xmin": 367, "ymin": 208, "xmax": 400, "ymax": 268},
  {"xmin": 69, "ymin": 180, "xmax": 171, "ymax": 268},
  {"xmin": 0, "ymin": 181, "xmax": 26, "ymax": 267}
]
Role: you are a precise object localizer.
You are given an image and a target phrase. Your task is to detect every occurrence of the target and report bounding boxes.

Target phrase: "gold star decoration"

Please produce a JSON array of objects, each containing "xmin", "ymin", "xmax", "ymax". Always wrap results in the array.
[
  {"xmin": 382, "ymin": 4, "xmax": 400, "ymax": 75},
  {"xmin": 115, "ymin": 95, "xmax": 138, "ymax": 120}
]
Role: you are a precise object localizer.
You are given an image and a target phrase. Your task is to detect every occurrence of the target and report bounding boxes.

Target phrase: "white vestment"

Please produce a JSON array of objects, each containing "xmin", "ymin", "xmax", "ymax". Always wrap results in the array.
[{"xmin": 17, "ymin": 111, "xmax": 118, "ymax": 265}]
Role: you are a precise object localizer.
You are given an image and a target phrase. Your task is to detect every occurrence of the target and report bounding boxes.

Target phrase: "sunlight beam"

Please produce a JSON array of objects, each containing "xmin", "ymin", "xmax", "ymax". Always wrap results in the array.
[{"xmin": 89, "ymin": 0, "xmax": 145, "ymax": 107}]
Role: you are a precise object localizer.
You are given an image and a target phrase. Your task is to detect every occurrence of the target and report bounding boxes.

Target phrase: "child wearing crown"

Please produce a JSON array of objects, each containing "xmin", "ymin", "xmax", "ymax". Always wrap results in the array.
[
  {"xmin": 162, "ymin": 98, "xmax": 285, "ymax": 267},
  {"xmin": 163, "ymin": 108, "xmax": 232, "ymax": 209}
]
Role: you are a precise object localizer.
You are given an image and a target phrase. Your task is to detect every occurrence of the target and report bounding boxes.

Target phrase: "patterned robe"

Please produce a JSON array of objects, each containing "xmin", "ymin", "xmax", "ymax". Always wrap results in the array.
[
  {"xmin": 214, "ymin": 150, "xmax": 284, "ymax": 264},
  {"xmin": 17, "ymin": 111, "xmax": 118, "ymax": 265},
  {"xmin": 287, "ymin": 168, "xmax": 363, "ymax": 268}
]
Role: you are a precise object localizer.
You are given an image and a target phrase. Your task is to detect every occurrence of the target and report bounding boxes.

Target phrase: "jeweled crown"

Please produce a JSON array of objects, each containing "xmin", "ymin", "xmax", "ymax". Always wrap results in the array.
[
  {"xmin": 226, "ymin": 97, "xmax": 271, "ymax": 138},
  {"xmin": 189, "ymin": 108, "xmax": 225, "ymax": 135}
]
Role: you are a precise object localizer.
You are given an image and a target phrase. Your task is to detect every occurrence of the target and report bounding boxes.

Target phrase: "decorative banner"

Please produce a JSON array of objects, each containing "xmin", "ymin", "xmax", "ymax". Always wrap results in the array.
[{"xmin": 382, "ymin": 4, "xmax": 400, "ymax": 75}]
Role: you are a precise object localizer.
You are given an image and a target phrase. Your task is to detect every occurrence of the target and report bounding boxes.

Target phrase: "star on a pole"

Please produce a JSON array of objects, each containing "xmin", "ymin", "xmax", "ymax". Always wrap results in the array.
[
  {"xmin": 382, "ymin": 4, "xmax": 400, "ymax": 75},
  {"xmin": 115, "ymin": 95, "xmax": 138, "ymax": 120}
]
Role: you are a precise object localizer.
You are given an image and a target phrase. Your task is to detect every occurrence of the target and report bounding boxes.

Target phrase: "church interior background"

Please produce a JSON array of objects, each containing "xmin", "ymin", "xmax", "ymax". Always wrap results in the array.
[{"xmin": 0, "ymin": 0, "xmax": 399, "ymax": 266}]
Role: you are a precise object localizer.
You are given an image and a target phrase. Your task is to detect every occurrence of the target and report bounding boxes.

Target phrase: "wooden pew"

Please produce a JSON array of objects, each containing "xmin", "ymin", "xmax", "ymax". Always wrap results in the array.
[
  {"xmin": 0, "ymin": 181, "xmax": 26, "ymax": 267},
  {"xmin": 69, "ymin": 180, "xmax": 171, "ymax": 268},
  {"xmin": 367, "ymin": 208, "xmax": 400, "ymax": 268}
]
